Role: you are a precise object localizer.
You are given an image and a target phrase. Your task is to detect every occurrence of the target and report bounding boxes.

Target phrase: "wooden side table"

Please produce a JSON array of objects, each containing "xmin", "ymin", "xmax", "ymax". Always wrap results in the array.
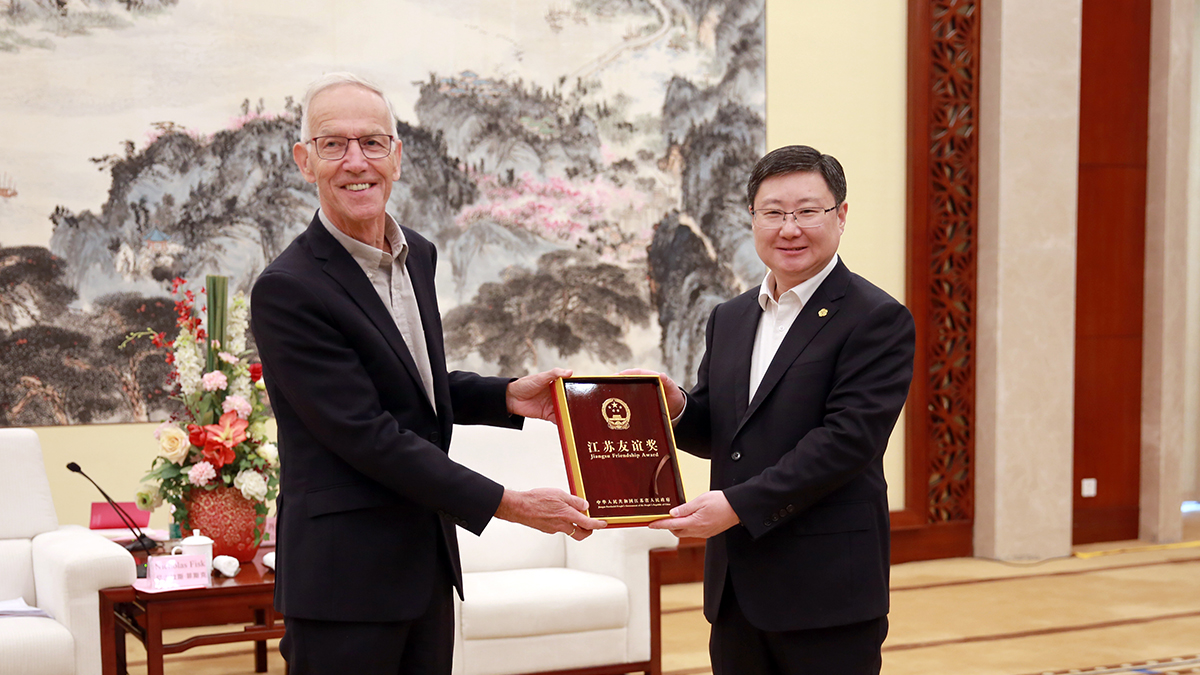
[
  {"xmin": 99, "ymin": 546, "xmax": 283, "ymax": 675},
  {"xmin": 648, "ymin": 537, "xmax": 705, "ymax": 675}
]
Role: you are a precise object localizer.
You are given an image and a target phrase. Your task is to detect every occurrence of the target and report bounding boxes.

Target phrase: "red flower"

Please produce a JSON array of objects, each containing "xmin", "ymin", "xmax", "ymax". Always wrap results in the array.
[
  {"xmin": 202, "ymin": 441, "xmax": 236, "ymax": 469},
  {"xmin": 249, "ymin": 363, "xmax": 263, "ymax": 382},
  {"xmin": 201, "ymin": 411, "xmax": 249, "ymax": 469},
  {"xmin": 187, "ymin": 424, "xmax": 206, "ymax": 448}
]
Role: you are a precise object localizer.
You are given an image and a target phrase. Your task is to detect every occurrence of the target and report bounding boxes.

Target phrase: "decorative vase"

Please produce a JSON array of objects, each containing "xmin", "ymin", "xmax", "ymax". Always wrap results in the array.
[{"xmin": 182, "ymin": 486, "xmax": 262, "ymax": 562}]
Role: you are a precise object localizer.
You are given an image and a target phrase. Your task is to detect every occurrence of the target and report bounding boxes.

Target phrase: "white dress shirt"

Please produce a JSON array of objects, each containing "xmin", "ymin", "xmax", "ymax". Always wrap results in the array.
[
  {"xmin": 320, "ymin": 211, "xmax": 437, "ymax": 411},
  {"xmin": 748, "ymin": 254, "xmax": 840, "ymax": 403}
]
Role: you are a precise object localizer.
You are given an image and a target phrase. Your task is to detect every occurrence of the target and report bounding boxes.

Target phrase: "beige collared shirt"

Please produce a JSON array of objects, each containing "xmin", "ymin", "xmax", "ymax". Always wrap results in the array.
[
  {"xmin": 749, "ymin": 254, "xmax": 839, "ymax": 403},
  {"xmin": 320, "ymin": 211, "xmax": 437, "ymax": 411}
]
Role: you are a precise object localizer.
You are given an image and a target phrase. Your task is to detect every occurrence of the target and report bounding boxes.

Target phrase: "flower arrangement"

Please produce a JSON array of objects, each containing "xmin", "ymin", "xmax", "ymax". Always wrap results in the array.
[{"xmin": 126, "ymin": 275, "xmax": 278, "ymax": 543}]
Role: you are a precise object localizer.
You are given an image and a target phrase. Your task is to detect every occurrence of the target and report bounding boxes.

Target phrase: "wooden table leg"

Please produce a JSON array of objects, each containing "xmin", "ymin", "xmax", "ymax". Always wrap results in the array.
[
  {"xmin": 145, "ymin": 605, "xmax": 165, "ymax": 675},
  {"xmin": 100, "ymin": 589, "xmax": 132, "ymax": 675},
  {"xmin": 649, "ymin": 547, "xmax": 672, "ymax": 675},
  {"xmin": 254, "ymin": 608, "xmax": 268, "ymax": 672},
  {"xmin": 99, "ymin": 591, "xmax": 116, "ymax": 675},
  {"xmin": 116, "ymin": 622, "xmax": 127, "ymax": 675}
]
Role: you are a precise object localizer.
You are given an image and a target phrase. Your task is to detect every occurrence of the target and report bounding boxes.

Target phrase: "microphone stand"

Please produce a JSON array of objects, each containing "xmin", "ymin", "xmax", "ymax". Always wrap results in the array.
[{"xmin": 66, "ymin": 462, "xmax": 159, "ymax": 552}]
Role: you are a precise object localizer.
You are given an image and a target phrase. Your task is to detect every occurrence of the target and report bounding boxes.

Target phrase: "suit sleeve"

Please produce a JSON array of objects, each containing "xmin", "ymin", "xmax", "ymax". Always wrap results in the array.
[
  {"xmin": 448, "ymin": 370, "xmax": 520, "ymax": 428},
  {"xmin": 724, "ymin": 299, "xmax": 915, "ymax": 540},
  {"xmin": 251, "ymin": 268, "xmax": 505, "ymax": 534}
]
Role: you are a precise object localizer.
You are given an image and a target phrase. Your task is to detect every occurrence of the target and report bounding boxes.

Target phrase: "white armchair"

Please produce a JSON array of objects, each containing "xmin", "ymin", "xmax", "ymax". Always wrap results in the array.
[
  {"xmin": 0, "ymin": 428, "xmax": 136, "ymax": 675},
  {"xmin": 450, "ymin": 420, "xmax": 678, "ymax": 675}
]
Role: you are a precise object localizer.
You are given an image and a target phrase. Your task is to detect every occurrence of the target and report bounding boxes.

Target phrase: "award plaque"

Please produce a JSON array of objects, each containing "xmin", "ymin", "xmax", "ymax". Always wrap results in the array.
[{"xmin": 552, "ymin": 376, "xmax": 687, "ymax": 526}]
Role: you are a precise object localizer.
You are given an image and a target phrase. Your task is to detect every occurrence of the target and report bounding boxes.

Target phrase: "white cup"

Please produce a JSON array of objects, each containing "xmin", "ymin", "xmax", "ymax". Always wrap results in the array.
[{"xmin": 171, "ymin": 529, "xmax": 214, "ymax": 576}]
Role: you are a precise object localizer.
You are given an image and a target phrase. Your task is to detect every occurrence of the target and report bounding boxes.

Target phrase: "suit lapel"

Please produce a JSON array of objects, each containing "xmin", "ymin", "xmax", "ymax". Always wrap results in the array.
[
  {"xmin": 305, "ymin": 217, "xmax": 434, "ymax": 414},
  {"xmin": 403, "ymin": 236, "xmax": 453, "ymax": 422},
  {"xmin": 738, "ymin": 261, "xmax": 851, "ymax": 431},
  {"xmin": 722, "ymin": 293, "xmax": 761, "ymax": 425}
]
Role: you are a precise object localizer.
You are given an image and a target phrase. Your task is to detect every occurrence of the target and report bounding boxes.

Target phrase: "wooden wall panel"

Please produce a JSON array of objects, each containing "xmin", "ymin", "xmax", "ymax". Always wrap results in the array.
[
  {"xmin": 1075, "ymin": 167, "xmax": 1148, "ymax": 337},
  {"xmin": 1072, "ymin": 0, "xmax": 1151, "ymax": 545},
  {"xmin": 1077, "ymin": 0, "xmax": 1151, "ymax": 166}
]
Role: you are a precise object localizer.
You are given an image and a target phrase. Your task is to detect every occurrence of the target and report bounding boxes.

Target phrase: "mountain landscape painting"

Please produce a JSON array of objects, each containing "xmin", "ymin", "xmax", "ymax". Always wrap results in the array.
[{"xmin": 0, "ymin": 0, "xmax": 765, "ymax": 426}]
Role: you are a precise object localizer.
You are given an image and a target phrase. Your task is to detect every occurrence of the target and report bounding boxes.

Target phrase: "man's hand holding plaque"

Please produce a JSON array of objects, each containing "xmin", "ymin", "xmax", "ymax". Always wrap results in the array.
[{"xmin": 551, "ymin": 376, "xmax": 688, "ymax": 527}]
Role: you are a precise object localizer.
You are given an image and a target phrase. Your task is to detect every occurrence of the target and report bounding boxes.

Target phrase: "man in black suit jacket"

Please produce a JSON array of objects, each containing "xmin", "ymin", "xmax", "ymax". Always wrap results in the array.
[
  {"xmin": 643, "ymin": 145, "xmax": 915, "ymax": 674},
  {"xmin": 250, "ymin": 72, "xmax": 604, "ymax": 675}
]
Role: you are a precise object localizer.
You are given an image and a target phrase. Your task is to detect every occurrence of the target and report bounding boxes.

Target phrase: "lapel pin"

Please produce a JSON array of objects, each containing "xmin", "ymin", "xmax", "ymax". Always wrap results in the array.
[{"xmin": 818, "ymin": 308, "xmax": 828, "ymax": 317}]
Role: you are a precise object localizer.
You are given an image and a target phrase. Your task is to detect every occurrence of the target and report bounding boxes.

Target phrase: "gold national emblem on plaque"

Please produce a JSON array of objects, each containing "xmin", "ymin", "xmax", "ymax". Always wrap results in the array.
[{"xmin": 601, "ymin": 397, "xmax": 631, "ymax": 430}]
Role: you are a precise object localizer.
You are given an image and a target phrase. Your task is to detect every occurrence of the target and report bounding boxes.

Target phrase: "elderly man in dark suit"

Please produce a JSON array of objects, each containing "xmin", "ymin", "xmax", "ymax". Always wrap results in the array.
[
  {"xmin": 641, "ymin": 145, "xmax": 915, "ymax": 674},
  {"xmin": 250, "ymin": 72, "xmax": 604, "ymax": 675}
]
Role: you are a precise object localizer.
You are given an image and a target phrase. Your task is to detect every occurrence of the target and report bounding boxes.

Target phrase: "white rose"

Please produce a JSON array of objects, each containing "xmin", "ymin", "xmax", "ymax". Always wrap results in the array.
[
  {"xmin": 247, "ymin": 420, "xmax": 269, "ymax": 443},
  {"xmin": 234, "ymin": 469, "xmax": 268, "ymax": 502},
  {"xmin": 159, "ymin": 426, "xmax": 191, "ymax": 464},
  {"xmin": 135, "ymin": 484, "xmax": 163, "ymax": 511},
  {"xmin": 257, "ymin": 442, "xmax": 279, "ymax": 467}
]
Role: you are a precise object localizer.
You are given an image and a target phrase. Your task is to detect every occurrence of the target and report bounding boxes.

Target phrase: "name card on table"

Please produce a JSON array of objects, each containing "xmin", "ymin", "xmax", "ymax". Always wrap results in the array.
[{"xmin": 136, "ymin": 554, "xmax": 211, "ymax": 592}]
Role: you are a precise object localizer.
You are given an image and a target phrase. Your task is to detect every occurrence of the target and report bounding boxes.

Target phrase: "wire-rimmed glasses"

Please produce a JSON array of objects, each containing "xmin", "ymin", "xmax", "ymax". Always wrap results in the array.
[
  {"xmin": 751, "ymin": 205, "xmax": 838, "ymax": 230},
  {"xmin": 308, "ymin": 135, "xmax": 395, "ymax": 160}
]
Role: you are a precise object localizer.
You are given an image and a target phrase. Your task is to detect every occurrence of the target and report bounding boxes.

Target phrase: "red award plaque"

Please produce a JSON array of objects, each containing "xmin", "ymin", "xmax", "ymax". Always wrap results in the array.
[{"xmin": 552, "ymin": 376, "xmax": 687, "ymax": 526}]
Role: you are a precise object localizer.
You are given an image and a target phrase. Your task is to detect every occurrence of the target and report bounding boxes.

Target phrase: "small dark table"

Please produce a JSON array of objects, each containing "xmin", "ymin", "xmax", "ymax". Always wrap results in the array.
[{"xmin": 99, "ymin": 545, "xmax": 283, "ymax": 675}]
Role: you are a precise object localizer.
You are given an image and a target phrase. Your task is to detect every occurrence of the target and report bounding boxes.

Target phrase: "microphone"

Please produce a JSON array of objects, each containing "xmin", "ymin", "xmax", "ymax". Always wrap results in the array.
[{"xmin": 66, "ymin": 462, "xmax": 158, "ymax": 552}]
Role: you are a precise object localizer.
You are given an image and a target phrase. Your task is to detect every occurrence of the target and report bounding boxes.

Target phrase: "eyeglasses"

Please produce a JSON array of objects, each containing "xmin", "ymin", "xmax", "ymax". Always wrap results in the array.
[
  {"xmin": 751, "ymin": 205, "xmax": 838, "ymax": 230},
  {"xmin": 308, "ymin": 135, "xmax": 394, "ymax": 160}
]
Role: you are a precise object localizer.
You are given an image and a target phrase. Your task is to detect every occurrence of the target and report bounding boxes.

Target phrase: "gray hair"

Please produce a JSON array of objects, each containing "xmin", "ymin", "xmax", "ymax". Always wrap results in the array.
[
  {"xmin": 746, "ymin": 145, "xmax": 847, "ymax": 207},
  {"xmin": 298, "ymin": 72, "xmax": 400, "ymax": 143}
]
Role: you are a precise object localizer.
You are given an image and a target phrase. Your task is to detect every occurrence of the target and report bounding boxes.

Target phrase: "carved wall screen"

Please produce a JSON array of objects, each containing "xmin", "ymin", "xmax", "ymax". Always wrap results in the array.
[{"xmin": 895, "ymin": 0, "xmax": 978, "ymax": 561}]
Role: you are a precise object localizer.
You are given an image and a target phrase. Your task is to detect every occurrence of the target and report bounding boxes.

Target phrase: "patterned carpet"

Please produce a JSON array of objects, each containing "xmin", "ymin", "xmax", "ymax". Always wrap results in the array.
[{"xmin": 1018, "ymin": 655, "xmax": 1200, "ymax": 674}]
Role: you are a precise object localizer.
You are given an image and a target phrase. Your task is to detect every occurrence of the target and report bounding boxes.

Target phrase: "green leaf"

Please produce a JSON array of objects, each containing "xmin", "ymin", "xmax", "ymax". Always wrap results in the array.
[{"xmin": 206, "ymin": 275, "xmax": 228, "ymax": 371}]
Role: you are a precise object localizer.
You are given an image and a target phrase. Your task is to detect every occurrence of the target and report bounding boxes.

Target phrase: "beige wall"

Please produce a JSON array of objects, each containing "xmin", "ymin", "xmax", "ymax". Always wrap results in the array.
[
  {"xmin": 38, "ymin": 422, "xmax": 168, "ymax": 529},
  {"xmin": 763, "ymin": 0, "xmax": 910, "ymax": 510},
  {"xmin": 34, "ymin": 0, "xmax": 913, "ymax": 527}
]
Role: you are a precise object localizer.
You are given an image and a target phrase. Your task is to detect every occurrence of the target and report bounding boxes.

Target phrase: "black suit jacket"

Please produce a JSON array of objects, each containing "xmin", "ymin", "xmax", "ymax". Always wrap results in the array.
[
  {"xmin": 250, "ymin": 215, "xmax": 519, "ymax": 622},
  {"xmin": 673, "ymin": 259, "xmax": 915, "ymax": 632}
]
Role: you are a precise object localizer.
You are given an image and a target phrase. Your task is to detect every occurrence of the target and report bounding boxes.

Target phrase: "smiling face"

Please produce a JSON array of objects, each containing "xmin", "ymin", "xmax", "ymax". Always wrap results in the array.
[
  {"xmin": 752, "ymin": 170, "xmax": 847, "ymax": 296},
  {"xmin": 292, "ymin": 83, "xmax": 402, "ymax": 239}
]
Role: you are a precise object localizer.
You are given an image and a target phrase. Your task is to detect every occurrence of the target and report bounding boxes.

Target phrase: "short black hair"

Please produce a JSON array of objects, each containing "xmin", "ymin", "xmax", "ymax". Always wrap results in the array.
[{"xmin": 746, "ymin": 145, "xmax": 847, "ymax": 207}]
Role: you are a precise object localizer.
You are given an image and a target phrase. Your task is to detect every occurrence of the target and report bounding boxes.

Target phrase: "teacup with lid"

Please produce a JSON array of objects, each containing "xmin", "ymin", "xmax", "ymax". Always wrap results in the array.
[{"xmin": 171, "ymin": 530, "xmax": 214, "ymax": 575}]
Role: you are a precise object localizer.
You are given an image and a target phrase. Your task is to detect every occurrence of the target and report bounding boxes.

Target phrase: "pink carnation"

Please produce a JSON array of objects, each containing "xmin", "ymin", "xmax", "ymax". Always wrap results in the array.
[
  {"xmin": 201, "ymin": 371, "xmax": 228, "ymax": 391},
  {"xmin": 222, "ymin": 395, "xmax": 253, "ymax": 420},
  {"xmin": 187, "ymin": 461, "xmax": 216, "ymax": 486},
  {"xmin": 218, "ymin": 351, "xmax": 239, "ymax": 365}
]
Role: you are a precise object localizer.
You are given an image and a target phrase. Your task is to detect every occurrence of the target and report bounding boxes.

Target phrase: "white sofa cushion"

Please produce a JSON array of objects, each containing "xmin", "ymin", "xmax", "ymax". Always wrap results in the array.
[
  {"xmin": 459, "ymin": 519, "xmax": 566, "ymax": 572},
  {"xmin": 0, "ymin": 429, "xmax": 58, "ymax": 540},
  {"xmin": 458, "ymin": 627, "xmax": 628, "ymax": 675},
  {"xmin": 452, "ymin": 420, "xmax": 572, "ymax": 572},
  {"xmin": 0, "ymin": 616, "xmax": 74, "ymax": 675},
  {"xmin": 0, "ymin": 540, "xmax": 35, "ymax": 606},
  {"xmin": 460, "ymin": 568, "xmax": 628, "ymax": 640}
]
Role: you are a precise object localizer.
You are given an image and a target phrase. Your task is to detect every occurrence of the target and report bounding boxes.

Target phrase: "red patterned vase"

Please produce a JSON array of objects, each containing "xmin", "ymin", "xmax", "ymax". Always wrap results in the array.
[{"xmin": 182, "ymin": 486, "xmax": 262, "ymax": 562}]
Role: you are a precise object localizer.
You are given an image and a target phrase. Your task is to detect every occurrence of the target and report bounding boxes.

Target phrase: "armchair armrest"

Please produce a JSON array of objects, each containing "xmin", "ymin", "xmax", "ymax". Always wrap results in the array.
[
  {"xmin": 32, "ymin": 526, "xmax": 136, "ymax": 675},
  {"xmin": 566, "ymin": 528, "xmax": 678, "ymax": 663}
]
